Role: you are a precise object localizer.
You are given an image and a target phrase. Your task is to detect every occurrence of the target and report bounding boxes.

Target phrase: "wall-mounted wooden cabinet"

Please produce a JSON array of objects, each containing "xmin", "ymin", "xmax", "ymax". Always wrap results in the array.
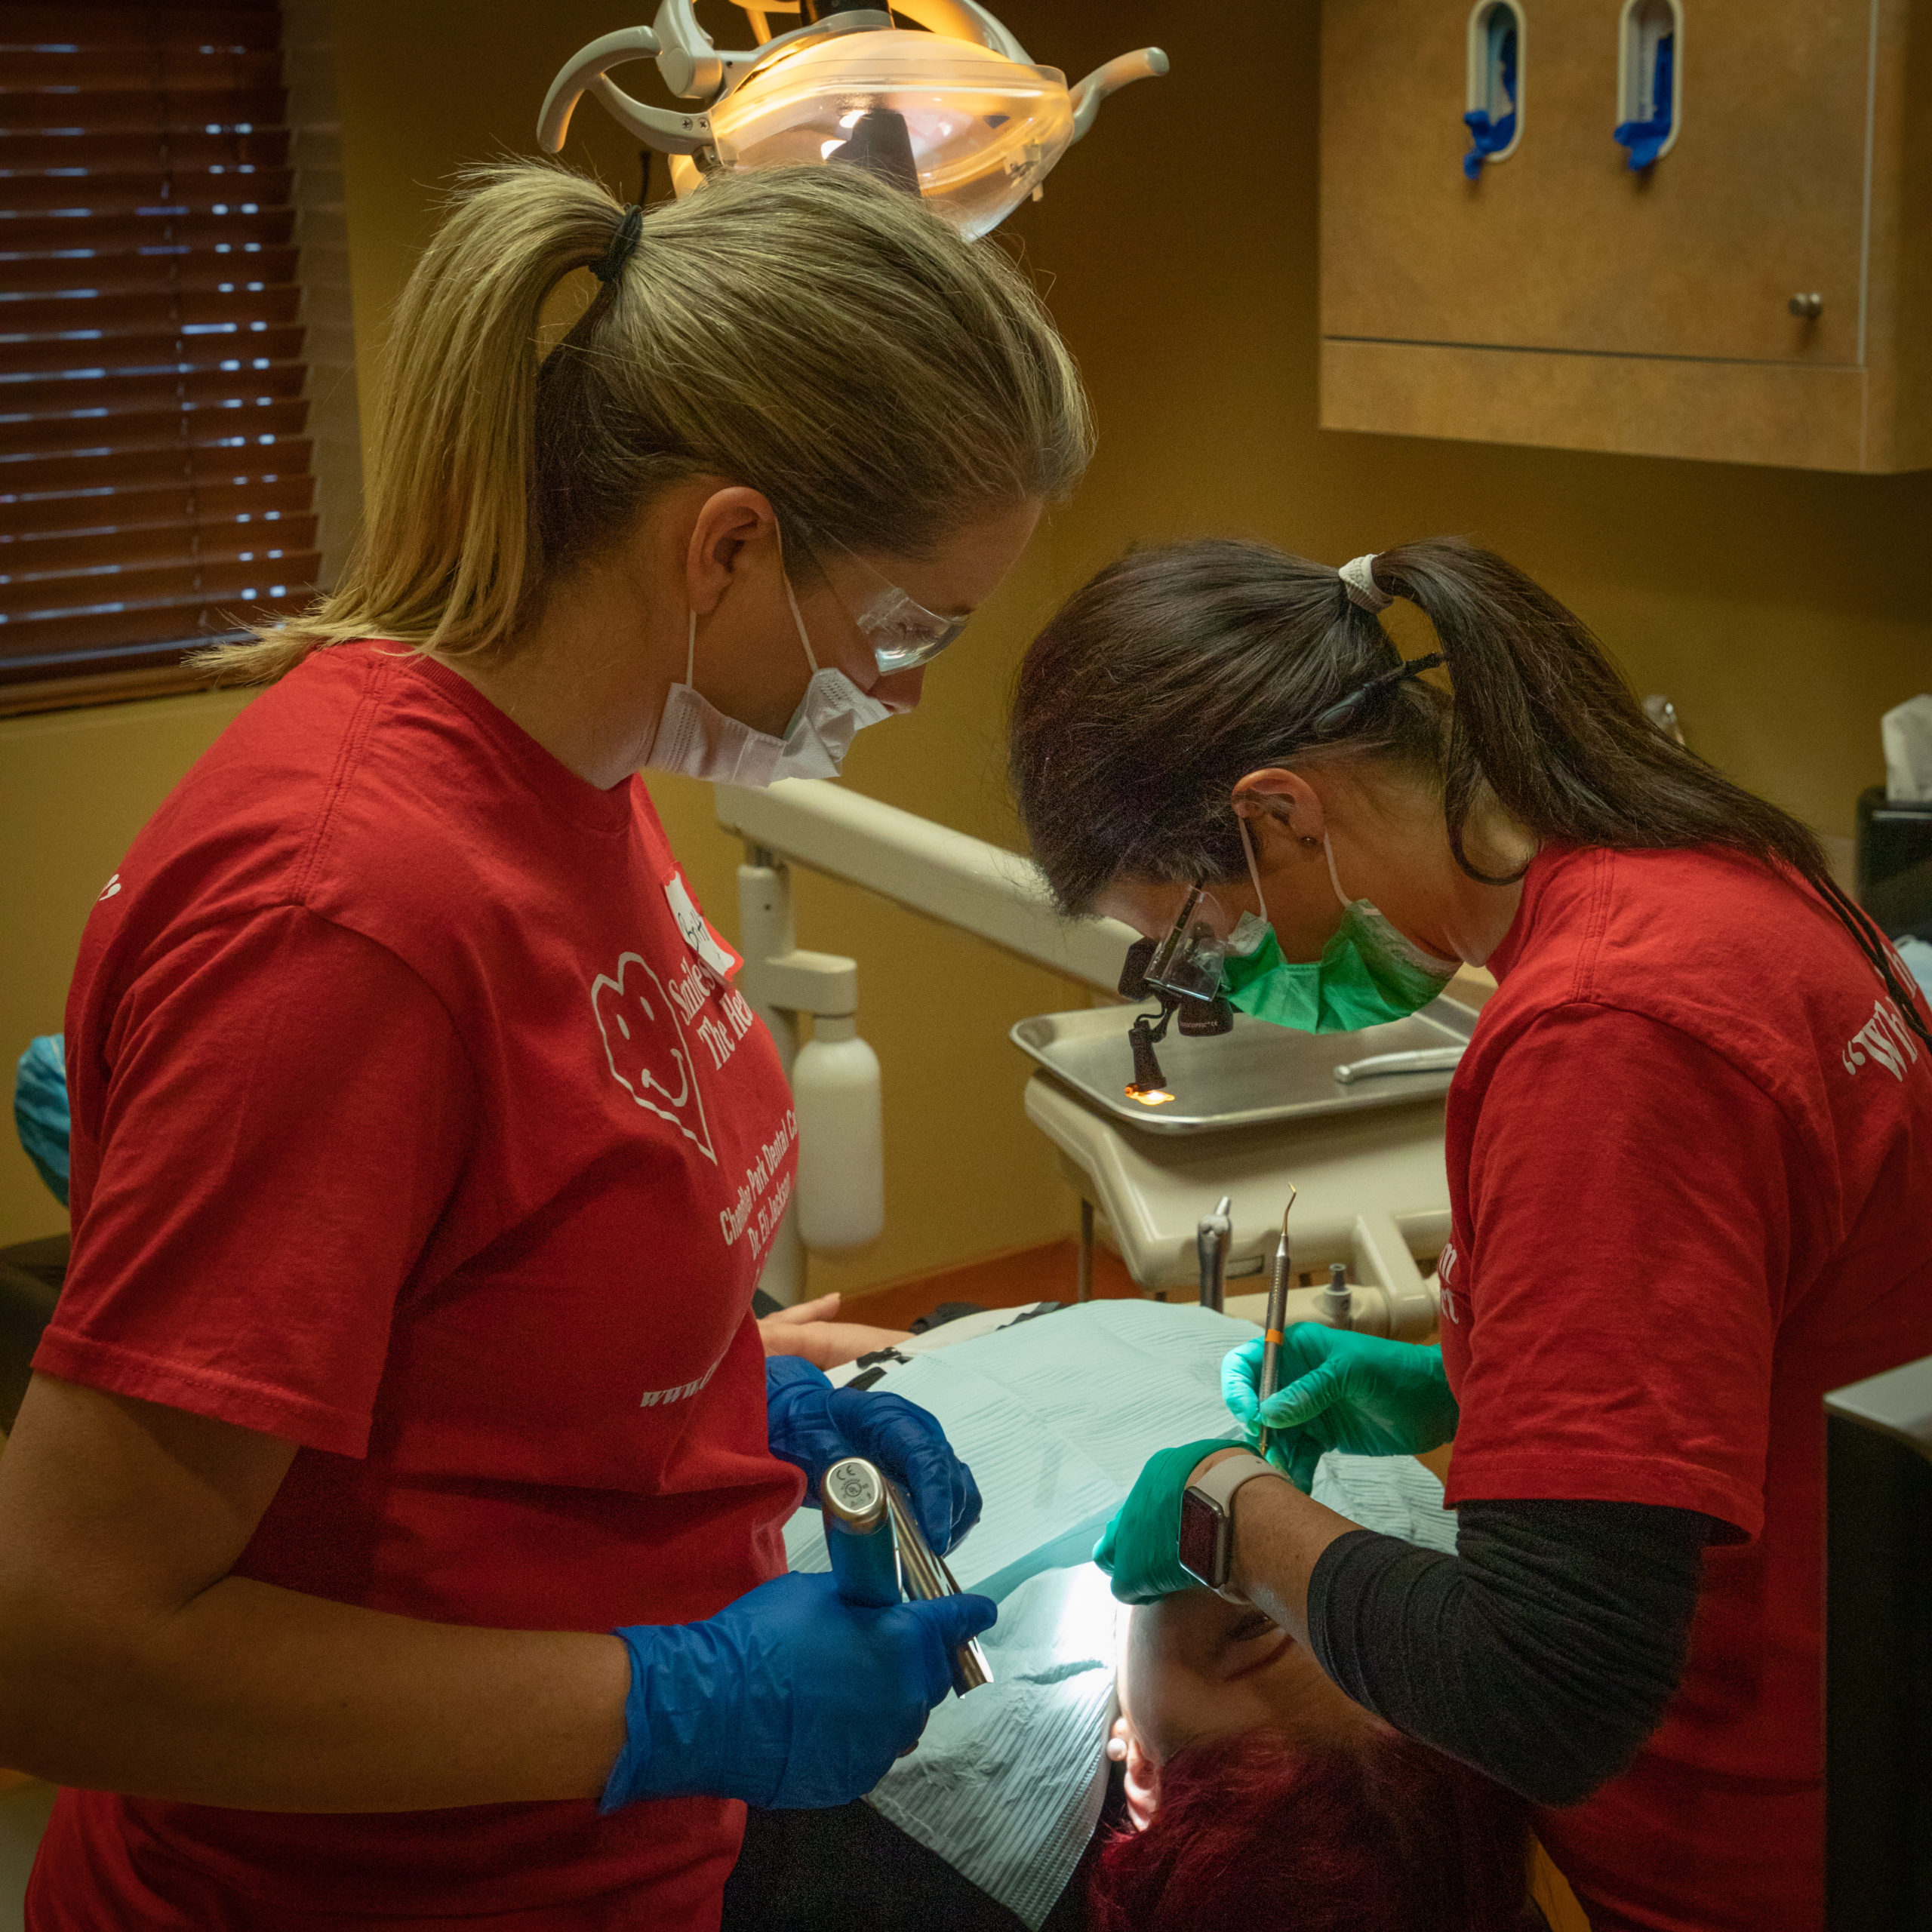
[{"xmin": 1320, "ymin": 0, "xmax": 1932, "ymax": 472}]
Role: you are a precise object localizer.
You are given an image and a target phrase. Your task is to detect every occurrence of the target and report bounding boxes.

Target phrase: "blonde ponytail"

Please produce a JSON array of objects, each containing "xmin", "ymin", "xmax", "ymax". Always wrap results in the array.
[{"xmin": 202, "ymin": 161, "xmax": 1091, "ymax": 684}]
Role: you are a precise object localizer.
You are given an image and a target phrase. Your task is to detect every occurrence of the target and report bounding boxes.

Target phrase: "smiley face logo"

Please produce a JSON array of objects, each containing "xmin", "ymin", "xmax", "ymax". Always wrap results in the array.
[{"xmin": 591, "ymin": 952, "xmax": 716, "ymax": 1164}]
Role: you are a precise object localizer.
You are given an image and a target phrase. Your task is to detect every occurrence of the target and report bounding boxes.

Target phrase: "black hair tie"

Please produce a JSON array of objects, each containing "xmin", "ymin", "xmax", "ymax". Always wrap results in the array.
[
  {"xmin": 590, "ymin": 204, "xmax": 645, "ymax": 286},
  {"xmin": 1311, "ymin": 651, "xmax": 1447, "ymax": 736}
]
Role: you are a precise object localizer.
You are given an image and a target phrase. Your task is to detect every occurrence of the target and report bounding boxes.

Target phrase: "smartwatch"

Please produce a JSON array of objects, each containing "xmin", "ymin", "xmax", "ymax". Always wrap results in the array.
[{"xmin": 1178, "ymin": 1451, "xmax": 1283, "ymax": 1601}]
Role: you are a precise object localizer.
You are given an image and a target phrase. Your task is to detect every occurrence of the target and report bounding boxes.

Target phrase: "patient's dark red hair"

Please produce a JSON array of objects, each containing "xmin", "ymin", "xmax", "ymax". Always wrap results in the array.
[{"xmin": 1088, "ymin": 1727, "xmax": 1534, "ymax": 1932}]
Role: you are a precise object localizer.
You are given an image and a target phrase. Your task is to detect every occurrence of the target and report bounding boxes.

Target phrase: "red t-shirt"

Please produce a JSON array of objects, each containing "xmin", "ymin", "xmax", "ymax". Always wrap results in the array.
[
  {"xmin": 29, "ymin": 641, "xmax": 801, "ymax": 1930},
  {"xmin": 1438, "ymin": 843, "xmax": 1932, "ymax": 1932}
]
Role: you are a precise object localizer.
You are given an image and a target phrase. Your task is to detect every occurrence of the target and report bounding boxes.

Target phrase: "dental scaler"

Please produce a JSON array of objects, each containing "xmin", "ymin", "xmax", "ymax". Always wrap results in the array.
[
  {"xmin": 822, "ymin": 1457, "xmax": 992, "ymax": 1696},
  {"xmin": 1254, "ymin": 1185, "xmax": 1298, "ymax": 1466}
]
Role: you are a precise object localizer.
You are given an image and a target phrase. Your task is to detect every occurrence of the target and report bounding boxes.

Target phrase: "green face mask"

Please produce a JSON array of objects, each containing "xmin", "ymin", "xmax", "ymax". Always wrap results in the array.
[{"xmin": 1218, "ymin": 823, "xmax": 1460, "ymax": 1034}]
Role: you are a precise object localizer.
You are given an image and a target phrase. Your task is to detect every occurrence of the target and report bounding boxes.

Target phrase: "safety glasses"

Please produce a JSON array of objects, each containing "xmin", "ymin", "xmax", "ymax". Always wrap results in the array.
[{"xmin": 810, "ymin": 532, "xmax": 972, "ymax": 676}]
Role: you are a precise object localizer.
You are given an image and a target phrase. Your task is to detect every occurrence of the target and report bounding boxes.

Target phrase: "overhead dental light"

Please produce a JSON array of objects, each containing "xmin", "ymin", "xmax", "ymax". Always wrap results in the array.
[{"xmin": 539, "ymin": 0, "xmax": 1168, "ymax": 238}]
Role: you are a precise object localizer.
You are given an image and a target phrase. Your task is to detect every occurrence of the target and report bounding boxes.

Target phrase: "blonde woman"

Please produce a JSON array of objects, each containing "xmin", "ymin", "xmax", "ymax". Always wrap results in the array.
[{"xmin": 0, "ymin": 162, "xmax": 1089, "ymax": 1930}]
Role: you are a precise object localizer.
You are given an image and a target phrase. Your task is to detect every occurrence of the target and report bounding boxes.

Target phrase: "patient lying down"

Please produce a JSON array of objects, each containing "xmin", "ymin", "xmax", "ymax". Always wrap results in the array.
[
  {"xmin": 1098, "ymin": 1586, "xmax": 1541, "ymax": 1932},
  {"xmin": 773, "ymin": 1300, "xmax": 1552, "ymax": 1931}
]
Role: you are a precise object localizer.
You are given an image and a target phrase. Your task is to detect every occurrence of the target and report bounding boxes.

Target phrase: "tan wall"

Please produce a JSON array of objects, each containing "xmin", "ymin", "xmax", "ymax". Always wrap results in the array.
[
  {"xmin": 1007, "ymin": 0, "xmax": 1932, "ymax": 843},
  {"xmin": 6, "ymin": 0, "xmax": 1928, "ymax": 1281},
  {"xmin": 0, "ymin": 694, "xmax": 253, "ymax": 1243}
]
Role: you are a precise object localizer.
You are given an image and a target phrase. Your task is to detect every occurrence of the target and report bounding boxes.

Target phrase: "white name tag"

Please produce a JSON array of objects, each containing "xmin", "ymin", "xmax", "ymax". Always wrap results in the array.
[{"xmin": 663, "ymin": 872, "xmax": 740, "ymax": 984}]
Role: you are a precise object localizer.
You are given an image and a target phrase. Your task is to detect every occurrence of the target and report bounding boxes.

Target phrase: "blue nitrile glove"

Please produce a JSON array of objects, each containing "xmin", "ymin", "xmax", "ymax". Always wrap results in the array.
[
  {"xmin": 1092, "ymin": 1439, "xmax": 1238, "ymax": 1605},
  {"xmin": 765, "ymin": 1355, "xmax": 982, "ymax": 1555},
  {"xmin": 1222, "ymin": 1328, "xmax": 1459, "ymax": 1491},
  {"xmin": 13, "ymin": 1035, "xmax": 69, "ymax": 1207},
  {"xmin": 601, "ymin": 1571, "xmax": 997, "ymax": 1810}
]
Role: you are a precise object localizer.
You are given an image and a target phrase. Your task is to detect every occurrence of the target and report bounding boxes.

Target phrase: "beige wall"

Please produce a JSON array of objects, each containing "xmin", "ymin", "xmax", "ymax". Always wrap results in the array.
[
  {"xmin": 6, "ymin": 0, "xmax": 1928, "ymax": 1278},
  {"xmin": 1006, "ymin": 0, "xmax": 1932, "ymax": 842},
  {"xmin": 0, "ymin": 694, "xmax": 253, "ymax": 1243}
]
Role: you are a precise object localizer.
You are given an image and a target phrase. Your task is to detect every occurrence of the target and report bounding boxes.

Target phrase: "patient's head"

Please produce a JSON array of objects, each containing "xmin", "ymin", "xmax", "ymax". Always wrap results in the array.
[{"xmin": 1094, "ymin": 1591, "xmax": 1532, "ymax": 1932}]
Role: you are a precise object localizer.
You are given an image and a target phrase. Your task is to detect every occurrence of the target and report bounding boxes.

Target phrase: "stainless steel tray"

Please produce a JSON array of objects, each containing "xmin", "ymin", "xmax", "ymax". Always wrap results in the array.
[{"xmin": 1008, "ymin": 997, "xmax": 1478, "ymax": 1136}]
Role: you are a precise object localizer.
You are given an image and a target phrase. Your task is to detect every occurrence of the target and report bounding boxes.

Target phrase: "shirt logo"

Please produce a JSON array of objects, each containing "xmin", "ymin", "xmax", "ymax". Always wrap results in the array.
[
  {"xmin": 97, "ymin": 873, "xmax": 122, "ymax": 900},
  {"xmin": 592, "ymin": 952, "xmax": 717, "ymax": 1164},
  {"xmin": 1841, "ymin": 997, "xmax": 1923, "ymax": 1083},
  {"xmin": 639, "ymin": 1351, "xmax": 726, "ymax": 1411}
]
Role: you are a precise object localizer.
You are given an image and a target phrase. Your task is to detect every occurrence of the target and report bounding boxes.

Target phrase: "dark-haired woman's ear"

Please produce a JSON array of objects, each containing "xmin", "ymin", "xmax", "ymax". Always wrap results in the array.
[
  {"xmin": 1231, "ymin": 768, "xmax": 1323, "ymax": 838},
  {"xmin": 1232, "ymin": 769, "xmax": 1329, "ymax": 863}
]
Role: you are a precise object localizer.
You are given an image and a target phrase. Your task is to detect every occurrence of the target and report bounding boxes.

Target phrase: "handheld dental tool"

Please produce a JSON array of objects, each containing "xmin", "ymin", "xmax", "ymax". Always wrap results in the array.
[
  {"xmin": 822, "ymin": 1456, "xmax": 902, "ymax": 1608},
  {"xmin": 882, "ymin": 1478, "xmax": 992, "ymax": 1696},
  {"xmin": 1254, "ymin": 1186, "xmax": 1298, "ymax": 1465}
]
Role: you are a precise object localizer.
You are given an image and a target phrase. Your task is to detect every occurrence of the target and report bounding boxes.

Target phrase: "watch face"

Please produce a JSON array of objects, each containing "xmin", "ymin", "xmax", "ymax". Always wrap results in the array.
[{"xmin": 1178, "ymin": 1486, "xmax": 1232, "ymax": 1591}]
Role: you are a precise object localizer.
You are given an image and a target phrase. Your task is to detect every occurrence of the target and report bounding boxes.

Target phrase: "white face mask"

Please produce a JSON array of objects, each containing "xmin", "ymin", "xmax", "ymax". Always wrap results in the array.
[{"xmin": 645, "ymin": 568, "xmax": 893, "ymax": 787}]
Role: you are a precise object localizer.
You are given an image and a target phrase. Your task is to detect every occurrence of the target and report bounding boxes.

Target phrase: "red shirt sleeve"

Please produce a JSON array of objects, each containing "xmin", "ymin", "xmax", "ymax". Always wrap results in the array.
[
  {"xmin": 42, "ymin": 908, "xmax": 475, "ymax": 1454},
  {"xmin": 1444, "ymin": 1003, "xmax": 1798, "ymax": 1540}
]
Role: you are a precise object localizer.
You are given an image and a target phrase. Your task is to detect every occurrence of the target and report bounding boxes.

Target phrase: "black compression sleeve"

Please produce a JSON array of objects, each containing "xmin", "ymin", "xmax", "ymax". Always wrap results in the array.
[{"xmin": 1306, "ymin": 1499, "xmax": 1714, "ymax": 1807}]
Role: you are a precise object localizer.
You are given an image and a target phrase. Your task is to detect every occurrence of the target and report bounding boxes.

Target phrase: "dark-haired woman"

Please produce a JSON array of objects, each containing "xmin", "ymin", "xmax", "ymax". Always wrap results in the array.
[{"xmin": 1012, "ymin": 538, "xmax": 1932, "ymax": 1932}]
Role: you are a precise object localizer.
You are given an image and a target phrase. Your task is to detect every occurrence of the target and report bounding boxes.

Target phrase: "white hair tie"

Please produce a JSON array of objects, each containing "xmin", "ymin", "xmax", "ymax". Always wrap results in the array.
[{"xmin": 1338, "ymin": 554, "xmax": 1393, "ymax": 613}]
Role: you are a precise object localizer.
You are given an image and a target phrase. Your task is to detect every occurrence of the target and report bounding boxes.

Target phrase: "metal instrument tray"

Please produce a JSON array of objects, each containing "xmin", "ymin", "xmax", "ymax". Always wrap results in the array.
[{"xmin": 1009, "ymin": 997, "xmax": 1478, "ymax": 1136}]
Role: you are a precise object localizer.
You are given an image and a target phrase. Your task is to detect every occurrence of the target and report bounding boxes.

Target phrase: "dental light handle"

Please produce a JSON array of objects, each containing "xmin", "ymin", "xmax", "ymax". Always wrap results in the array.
[
  {"xmin": 884, "ymin": 1478, "xmax": 992, "ymax": 1695},
  {"xmin": 822, "ymin": 1457, "xmax": 902, "ymax": 1608}
]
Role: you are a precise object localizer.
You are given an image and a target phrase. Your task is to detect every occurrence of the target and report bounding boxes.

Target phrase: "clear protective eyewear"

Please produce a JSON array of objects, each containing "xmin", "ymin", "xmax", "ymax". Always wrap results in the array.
[{"xmin": 810, "ymin": 532, "xmax": 972, "ymax": 677}]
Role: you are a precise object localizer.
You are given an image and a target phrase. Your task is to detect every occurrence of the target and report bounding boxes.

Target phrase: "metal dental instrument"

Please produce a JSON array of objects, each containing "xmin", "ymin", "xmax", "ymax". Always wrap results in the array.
[
  {"xmin": 1254, "ymin": 1186, "xmax": 1297, "ymax": 1465},
  {"xmin": 1331, "ymin": 1046, "xmax": 1466, "ymax": 1084},
  {"xmin": 822, "ymin": 1457, "xmax": 902, "ymax": 1608},
  {"xmin": 1196, "ymin": 1195, "xmax": 1232, "ymax": 1312},
  {"xmin": 882, "ymin": 1478, "xmax": 992, "ymax": 1696},
  {"xmin": 1318, "ymin": 1260, "xmax": 1353, "ymax": 1333}
]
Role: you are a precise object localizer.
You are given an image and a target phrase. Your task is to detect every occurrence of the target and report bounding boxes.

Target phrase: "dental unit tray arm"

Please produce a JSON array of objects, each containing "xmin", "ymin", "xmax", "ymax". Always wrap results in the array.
[{"xmin": 539, "ymin": 0, "xmax": 1167, "ymax": 236}]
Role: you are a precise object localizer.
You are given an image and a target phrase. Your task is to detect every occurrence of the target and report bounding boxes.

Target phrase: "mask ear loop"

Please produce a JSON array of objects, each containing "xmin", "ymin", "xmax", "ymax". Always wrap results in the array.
[
  {"xmin": 1238, "ymin": 814, "xmax": 1272, "ymax": 928},
  {"xmin": 781, "ymin": 570, "xmax": 821, "ymax": 675},
  {"xmin": 774, "ymin": 527, "xmax": 822, "ymax": 676},
  {"xmin": 685, "ymin": 609, "xmax": 697, "ymax": 688},
  {"xmin": 1321, "ymin": 833, "xmax": 1355, "ymax": 912}
]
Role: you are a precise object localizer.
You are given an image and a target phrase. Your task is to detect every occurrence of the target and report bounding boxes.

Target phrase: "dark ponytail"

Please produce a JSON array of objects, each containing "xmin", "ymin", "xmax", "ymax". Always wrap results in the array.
[
  {"xmin": 1367, "ymin": 540, "xmax": 1826, "ymax": 888},
  {"xmin": 1009, "ymin": 536, "xmax": 1928, "ymax": 1043}
]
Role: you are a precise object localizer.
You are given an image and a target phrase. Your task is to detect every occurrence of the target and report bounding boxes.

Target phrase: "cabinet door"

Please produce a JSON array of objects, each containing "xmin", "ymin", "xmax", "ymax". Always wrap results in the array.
[{"xmin": 1321, "ymin": 0, "xmax": 1871, "ymax": 365}]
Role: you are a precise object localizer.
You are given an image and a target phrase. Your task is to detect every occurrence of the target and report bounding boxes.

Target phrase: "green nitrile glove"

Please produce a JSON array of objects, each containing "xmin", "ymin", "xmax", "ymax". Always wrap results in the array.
[
  {"xmin": 1092, "ymin": 1438, "xmax": 1238, "ymax": 1605},
  {"xmin": 1222, "ymin": 1328, "xmax": 1458, "ymax": 1489}
]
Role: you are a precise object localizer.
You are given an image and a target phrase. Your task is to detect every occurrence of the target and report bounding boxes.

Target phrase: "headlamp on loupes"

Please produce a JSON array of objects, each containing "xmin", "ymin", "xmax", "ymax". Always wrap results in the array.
[
  {"xmin": 539, "ymin": 0, "xmax": 1168, "ymax": 242},
  {"xmin": 1118, "ymin": 888, "xmax": 1235, "ymax": 1107}
]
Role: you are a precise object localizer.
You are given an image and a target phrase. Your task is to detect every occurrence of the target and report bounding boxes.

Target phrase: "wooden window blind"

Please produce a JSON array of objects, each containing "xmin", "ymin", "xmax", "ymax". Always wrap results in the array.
[{"xmin": 2, "ymin": 0, "xmax": 318, "ymax": 711}]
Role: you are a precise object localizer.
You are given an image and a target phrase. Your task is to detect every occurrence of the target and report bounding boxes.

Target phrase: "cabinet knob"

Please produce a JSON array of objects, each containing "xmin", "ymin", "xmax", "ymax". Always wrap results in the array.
[{"xmin": 1789, "ymin": 292, "xmax": 1825, "ymax": 320}]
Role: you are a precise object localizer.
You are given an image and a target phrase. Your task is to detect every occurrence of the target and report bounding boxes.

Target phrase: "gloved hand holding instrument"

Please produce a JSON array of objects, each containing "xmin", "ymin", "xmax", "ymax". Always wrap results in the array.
[
  {"xmin": 764, "ymin": 1355, "xmax": 983, "ymax": 1555},
  {"xmin": 1222, "ymin": 1326, "xmax": 1460, "ymax": 1492},
  {"xmin": 601, "ymin": 1355, "xmax": 998, "ymax": 1812}
]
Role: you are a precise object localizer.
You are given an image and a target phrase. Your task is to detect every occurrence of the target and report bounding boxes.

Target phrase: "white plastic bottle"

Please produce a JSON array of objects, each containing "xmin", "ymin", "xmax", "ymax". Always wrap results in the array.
[{"xmin": 792, "ymin": 1014, "xmax": 884, "ymax": 1253}]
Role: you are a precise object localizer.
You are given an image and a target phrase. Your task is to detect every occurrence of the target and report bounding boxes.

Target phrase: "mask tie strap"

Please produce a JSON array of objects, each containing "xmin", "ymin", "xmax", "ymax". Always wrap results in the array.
[{"xmin": 685, "ymin": 610, "xmax": 697, "ymax": 687}]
